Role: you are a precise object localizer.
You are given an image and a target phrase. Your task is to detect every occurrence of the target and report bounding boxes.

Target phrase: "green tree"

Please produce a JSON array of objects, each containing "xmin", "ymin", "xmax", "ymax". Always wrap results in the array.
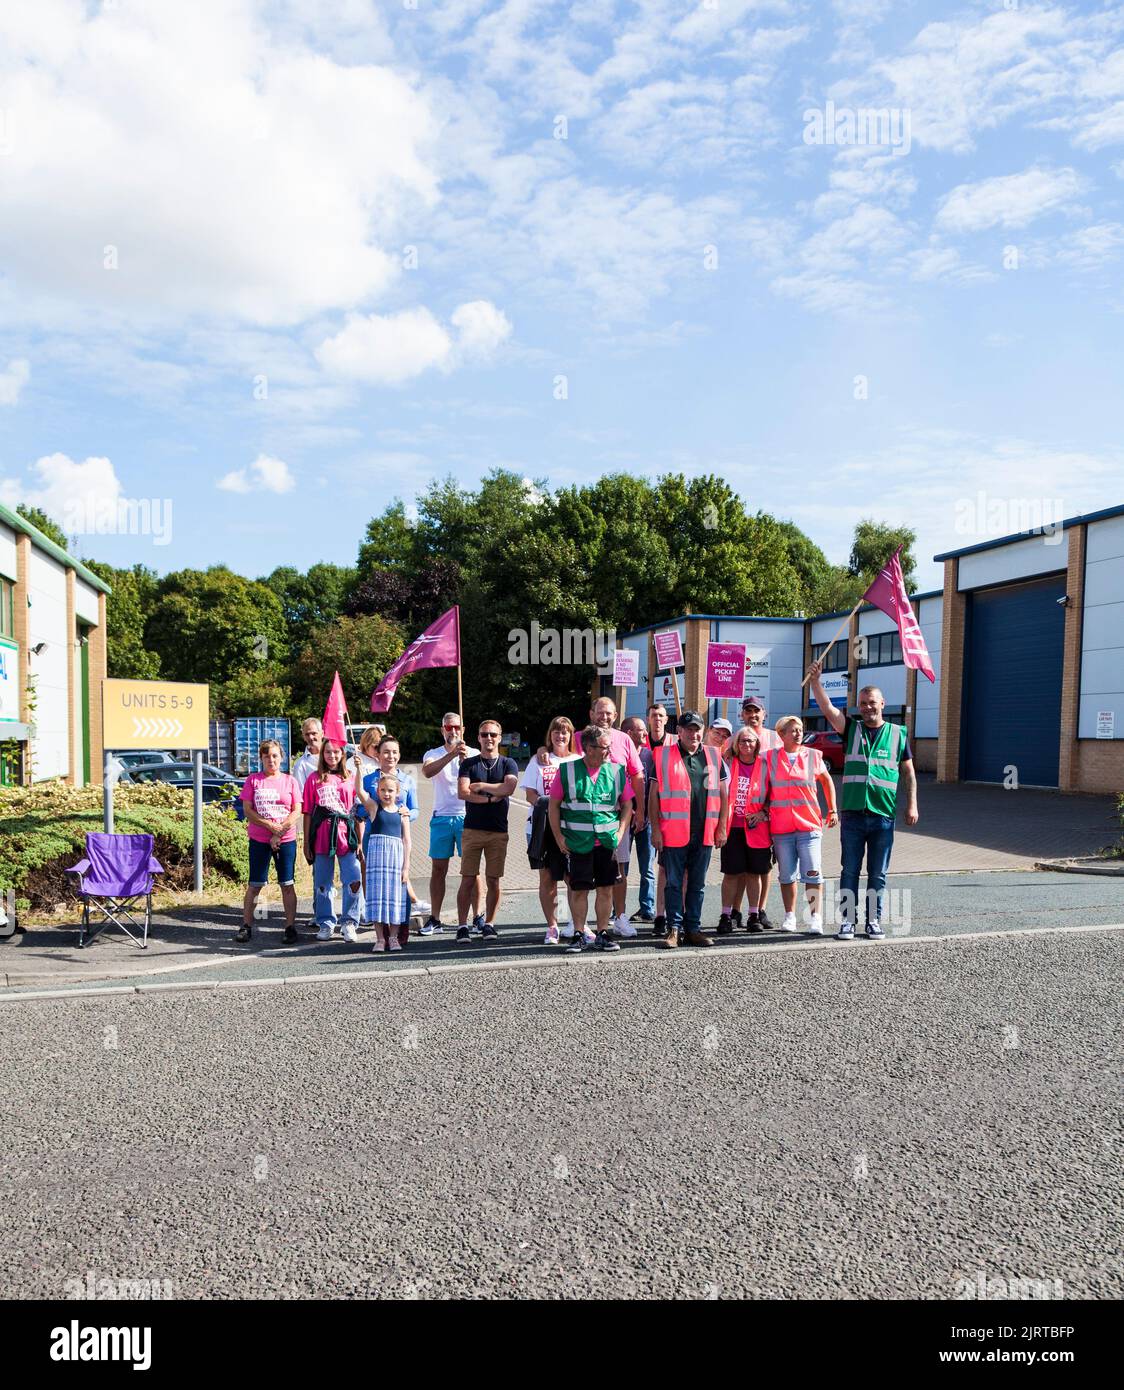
[
  {"xmin": 848, "ymin": 519, "xmax": 917, "ymax": 591},
  {"xmin": 263, "ymin": 562, "xmax": 356, "ymax": 653},
  {"xmin": 144, "ymin": 566, "xmax": 287, "ymax": 686},
  {"xmin": 212, "ymin": 665, "xmax": 292, "ymax": 719},
  {"xmin": 83, "ymin": 560, "xmax": 161, "ymax": 679},
  {"xmin": 17, "ymin": 504, "xmax": 68, "ymax": 550}
]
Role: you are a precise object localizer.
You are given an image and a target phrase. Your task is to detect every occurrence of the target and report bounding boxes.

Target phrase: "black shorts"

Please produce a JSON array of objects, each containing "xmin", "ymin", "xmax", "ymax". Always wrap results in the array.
[
  {"xmin": 720, "ymin": 826, "xmax": 773, "ymax": 876},
  {"xmin": 568, "ymin": 843, "xmax": 620, "ymax": 891},
  {"xmin": 529, "ymin": 833, "xmax": 568, "ymax": 881}
]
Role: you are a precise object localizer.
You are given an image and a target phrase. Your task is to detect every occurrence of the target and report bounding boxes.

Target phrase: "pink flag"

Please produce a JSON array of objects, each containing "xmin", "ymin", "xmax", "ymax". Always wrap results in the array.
[
  {"xmin": 371, "ymin": 606, "xmax": 460, "ymax": 713},
  {"xmin": 322, "ymin": 671, "xmax": 349, "ymax": 745},
  {"xmin": 863, "ymin": 548, "xmax": 935, "ymax": 683}
]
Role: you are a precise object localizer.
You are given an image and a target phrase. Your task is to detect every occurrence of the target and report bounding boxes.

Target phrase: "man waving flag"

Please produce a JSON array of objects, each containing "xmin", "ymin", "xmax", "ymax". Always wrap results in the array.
[
  {"xmin": 371, "ymin": 606, "xmax": 461, "ymax": 714},
  {"xmin": 863, "ymin": 546, "xmax": 935, "ymax": 683}
]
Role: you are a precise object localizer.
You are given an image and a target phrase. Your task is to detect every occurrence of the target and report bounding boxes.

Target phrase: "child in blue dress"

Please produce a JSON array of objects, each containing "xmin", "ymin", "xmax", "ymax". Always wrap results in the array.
[{"xmin": 355, "ymin": 770, "xmax": 413, "ymax": 952}]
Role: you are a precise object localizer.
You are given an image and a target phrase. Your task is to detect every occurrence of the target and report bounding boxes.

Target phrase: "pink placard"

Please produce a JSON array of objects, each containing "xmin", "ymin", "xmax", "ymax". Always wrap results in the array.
[
  {"xmin": 653, "ymin": 629, "xmax": 684, "ymax": 669},
  {"xmin": 704, "ymin": 642, "xmax": 746, "ymax": 700},
  {"xmin": 613, "ymin": 648, "xmax": 640, "ymax": 687}
]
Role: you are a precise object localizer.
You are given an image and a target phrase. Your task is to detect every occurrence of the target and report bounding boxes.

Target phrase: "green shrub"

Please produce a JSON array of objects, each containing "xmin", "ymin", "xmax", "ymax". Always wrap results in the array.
[{"xmin": 0, "ymin": 780, "xmax": 249, "ymax": 913}]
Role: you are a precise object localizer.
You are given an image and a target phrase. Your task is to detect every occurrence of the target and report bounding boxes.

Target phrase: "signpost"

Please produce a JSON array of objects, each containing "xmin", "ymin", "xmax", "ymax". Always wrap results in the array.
[
  {"xmin": 704, "ymin": 642, "xmax": 746, "ymax": 721},
  {"xmin": 613, "ymin": 648, "xmax": 640, "ymax": 720},
  {"xmin": 1096, "ymin": 709, "xmax": 1115, "ymax": 739},
  {"xmin": 102, "ymin": 679, "xmax": 210, "ymax": 893},
  {"xmin": 652, "ymin": 630, "xmax": 685, "ymax": 718},
  {"xmin": 810, "ymin": 670, "xmax": 849, "ymax": 712}
]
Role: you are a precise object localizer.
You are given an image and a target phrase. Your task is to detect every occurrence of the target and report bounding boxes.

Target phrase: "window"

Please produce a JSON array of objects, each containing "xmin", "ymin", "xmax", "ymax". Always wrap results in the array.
[
  {"xmin": 861, "ymin": 631, "xmax": 902, "ymax": 666},
  {"xmin": 810, "ymin": 640, "xmax": 848, "ymax": 672},
  {"xmin": 0, "ymin": 576, "xmax": 13, "ymax": 640}
]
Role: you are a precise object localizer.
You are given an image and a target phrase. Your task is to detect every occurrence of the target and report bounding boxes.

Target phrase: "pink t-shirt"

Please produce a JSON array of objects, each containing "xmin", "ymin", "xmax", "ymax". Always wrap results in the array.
[
  {"xmin": 729, "ymin": 758, "xmax": 771, "ymax": 848},
  {"xmin": 573, "ymin": 727, "xmax": 643, "ymax": 780},
  {"xmin": 302, "ymin": 774, "xmax": 358, "ymax": 856},
  {"xmin": 242, "ymin": 773, "xmax": 300, "ymax": 844}
]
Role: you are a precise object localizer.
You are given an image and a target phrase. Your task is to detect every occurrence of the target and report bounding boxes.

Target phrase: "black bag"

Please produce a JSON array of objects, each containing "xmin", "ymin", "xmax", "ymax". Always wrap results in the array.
[{"xmin": 528, "ymin": 797, "xmax": 550, "ymax": 864}]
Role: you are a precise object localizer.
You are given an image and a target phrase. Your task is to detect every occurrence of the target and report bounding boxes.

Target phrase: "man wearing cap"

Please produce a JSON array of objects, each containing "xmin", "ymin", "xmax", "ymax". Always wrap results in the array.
[
  {"xmin": 723, "ymin": 699, "xmax": 780, "ymax": 931},
  {"xmin": 807, "ymin": 660, "xmax": 919, "ymax": 940},
  {"xmin": 649, "ymin": 710, "xmax": 729, "ymax": 949}
]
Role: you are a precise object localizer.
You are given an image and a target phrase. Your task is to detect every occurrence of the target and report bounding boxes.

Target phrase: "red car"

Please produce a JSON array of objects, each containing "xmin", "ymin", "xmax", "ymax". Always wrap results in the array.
[{"xmin": 803, "ymin": 730, "xmax": 844, "ymax": 771}]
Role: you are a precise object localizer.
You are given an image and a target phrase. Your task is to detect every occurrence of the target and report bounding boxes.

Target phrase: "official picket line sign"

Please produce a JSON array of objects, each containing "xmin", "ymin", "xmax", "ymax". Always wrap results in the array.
[
  {"xmin": 101, "ymin": 678, "xmax": 210, "ymax": 894},
  {"xmin": 102, "ymin": 679, "xmax": 209, "ymax": 750},
  {"xmin": 704, "ymin": 642, "xmax": 747, "ymax": 701}
]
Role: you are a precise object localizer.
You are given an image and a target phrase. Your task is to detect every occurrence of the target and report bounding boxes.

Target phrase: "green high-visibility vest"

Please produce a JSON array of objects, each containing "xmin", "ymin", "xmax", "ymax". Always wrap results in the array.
[
  {"xmin": 557, "ymin": 758, "xmax": 626, "ymax": 854},
  {"xmin": 841, "ymin": 718, "xmax": 904, "ymax": 817}
]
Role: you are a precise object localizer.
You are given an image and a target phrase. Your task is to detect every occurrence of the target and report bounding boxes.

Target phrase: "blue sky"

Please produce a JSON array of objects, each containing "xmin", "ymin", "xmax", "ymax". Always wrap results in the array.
[{"xmin": 1, "ymin": 0, "xmax": 1122, "ymax": 594}]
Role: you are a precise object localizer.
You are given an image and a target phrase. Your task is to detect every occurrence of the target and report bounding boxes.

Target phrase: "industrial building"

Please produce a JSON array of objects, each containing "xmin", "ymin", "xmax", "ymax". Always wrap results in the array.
[
  {"xmin": 617, "ymin": 504, "xmax": 1124, "ymax": 795},
  {"xmin": 0, "ymin": 503, "xmax": 110, "ymax": 786}
]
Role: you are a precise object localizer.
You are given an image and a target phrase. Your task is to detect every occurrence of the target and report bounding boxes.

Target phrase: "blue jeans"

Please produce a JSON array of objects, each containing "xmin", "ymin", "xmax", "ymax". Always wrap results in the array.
[
  {"xmin": 313, "ymin": 851, "xmax": 362, "ymax": 929},
  {"xmin": 839, "ymin": 812, "xmax": 895, "ymax": 926},
  {"xmin": 633, "ymin": 823, "xmax": 656, "ymax": 916},
  {"xmin": 662, "ymin": 841, "xmax": 711, "ymax": 936}
]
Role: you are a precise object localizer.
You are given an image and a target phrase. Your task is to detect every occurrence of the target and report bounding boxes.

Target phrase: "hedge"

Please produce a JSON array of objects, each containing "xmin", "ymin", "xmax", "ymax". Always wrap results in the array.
[{"xmin": 0, "ymin": 781, "xmax": 249, "ymax": 915}]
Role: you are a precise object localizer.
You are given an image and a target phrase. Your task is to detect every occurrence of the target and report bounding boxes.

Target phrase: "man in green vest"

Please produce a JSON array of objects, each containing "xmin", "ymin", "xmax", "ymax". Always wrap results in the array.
[
  {"xmin": 548, "ymin": 724, "xmax": 634, "ymax": 954},
  {"xmin": 807, "ymin": 661, "xmax": 919, "ymax": 940}
]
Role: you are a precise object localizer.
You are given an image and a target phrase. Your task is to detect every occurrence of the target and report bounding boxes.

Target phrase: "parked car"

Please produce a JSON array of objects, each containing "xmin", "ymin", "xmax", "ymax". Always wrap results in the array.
[
  {"xmin": 119, "ymin": 760, "xmax": 243, "ymax": 811},
  {"xmin": 803, "ymin": 730, "xmax": 844, "ymax": 771},
  {"xmin": 110, "ymin": 750, "xmax": 177, "ymax": 772}
]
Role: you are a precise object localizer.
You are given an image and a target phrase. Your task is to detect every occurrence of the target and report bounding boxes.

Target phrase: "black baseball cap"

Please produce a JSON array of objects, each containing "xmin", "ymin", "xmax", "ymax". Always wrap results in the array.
[{"xmin": 677, "ymin": 710, "xmax": 705, "ymax": 729}]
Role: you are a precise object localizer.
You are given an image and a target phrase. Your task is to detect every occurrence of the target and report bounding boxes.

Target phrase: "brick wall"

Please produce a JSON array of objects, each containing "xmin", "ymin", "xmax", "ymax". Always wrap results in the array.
[
  {"xmin": 937, "ymin": 558, "xmax": 965, "ymax": 783},
  {"xmin": 685, "ymin": 616, "xmax": 708, "ymax": 714},
  {"xmin": 913, "ymin": 737, "xmax": 938, "ymax": 773}
]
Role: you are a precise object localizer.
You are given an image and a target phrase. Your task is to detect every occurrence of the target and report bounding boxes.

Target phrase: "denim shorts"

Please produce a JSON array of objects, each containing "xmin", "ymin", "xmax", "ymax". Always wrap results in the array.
[
  {"xmin": 772, "ymin": 830, "xmax": 822, "ymax": 885},
  {"xmin": 429, "ymin": 814, "xmax": 464, "ymax": 860},
  {"xmin": 248, "ymin": 837, "xmax": 297, "ymax": 887}
]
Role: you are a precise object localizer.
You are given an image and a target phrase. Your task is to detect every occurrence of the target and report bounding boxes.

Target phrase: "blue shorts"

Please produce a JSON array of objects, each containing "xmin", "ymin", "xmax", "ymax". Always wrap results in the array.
[
  {"xmin": 772, "ymin": 830, "xmax": 823, "ymax": 886},
  {"xmin": 248, "ymin": 838, "xmax": 297, "ymax": 887},
  {"xmin": 429, "ymin": 814, "xmax": 464, "ymax": 860}
]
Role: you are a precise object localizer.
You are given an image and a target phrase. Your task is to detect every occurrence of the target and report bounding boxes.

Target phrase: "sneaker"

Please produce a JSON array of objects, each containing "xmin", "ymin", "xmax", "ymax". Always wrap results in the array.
[
  {"xmin": 544, "ymin": 925, "xmax": 560, "ymax": 946},
  {"xmin": 630, "ymin": 908, "xmax": 655, "ymax": 923},
  {"xmin": 234, "ymin": 925, "xmax": 252, "ymax": 944},
  {"xmin": 757, "ymin": 910, "xmax": 774, "ymax": 932},
  {"xmin": 804, "ymin": 913, "xmax": 824, "ymax": 936},
  {"xmin": 481, "ymin": 923, "xmax": 499, "ymax": 943},
  {"xmin": 341, "ymin": 923, "xmax": 359, "ymax": 944},
  {"xmin": 564, "ymin": 936, "xmax": 584, "ymax": 954},
  {"xmin": 745, "ymin": 915, "xmax": 764, "ymax": 935},
  {"xmin": 455, "ymin": 926, "xmax": 471, "ymax": 944},
  {"xmin": 388, "ymin": 937, "xmax": 403, "ymax": 952},
  {"xmin": 652, "ymin": 915, "xmax": 668, "ymax": 939},
  {"xmin": 730, "ymin": 909, "xmax": 744, "ymax": 931},
  {"xmin": 613, "ymin": 915, "xmax": 637, "ymax": 938},
  {"xmin": 594, "ymin": 932, "xmax": 620, "ymax": 952},
  {"xmin": 864, "ymin": 922, "xmax": 885, "ymax": 939},
  {"xmin": 558, "ymin": 921, "xmax": 576, "ymax": 940},
  {"xmin": 471, "ymin": 914, "xmax": 486, "ymax": 937},
  {"xmin": 412, "ymin": 899, "xmax": 432, "ymax": 918},
  {"xmin": 717, "ymin": 913, "xmax": 734, "ymax": 936},
  {"xmin": 282, "ymin": 925, "xmax": 298, "ymax": 944},
  {"xmin": 582, "ymin": 928, "xmax": 597, "ymax": 946},
  {"xmin": 834, "ymin": 924, "xmax": 856, "ymax": 941},
  {"xmin": 778, "ymin": 913, "xmax": 798, "ymax": 933},
  {"xmin": 316, "ymin": 924, "xmax": 333, "ymax": 942},
  {"xmin": 419, "ymin": 916, "xmax": 442, "ymax": 936}
]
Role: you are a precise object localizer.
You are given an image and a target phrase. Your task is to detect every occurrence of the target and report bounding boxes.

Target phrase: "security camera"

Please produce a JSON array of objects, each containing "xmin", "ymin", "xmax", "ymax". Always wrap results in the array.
[
  {"xmin": 30, "ymin": 641, "xmax": 47, "ymax": 655},
  {"xmin": 1056, "ymin": 595, "xmax": 1069, "ymax": 607}
]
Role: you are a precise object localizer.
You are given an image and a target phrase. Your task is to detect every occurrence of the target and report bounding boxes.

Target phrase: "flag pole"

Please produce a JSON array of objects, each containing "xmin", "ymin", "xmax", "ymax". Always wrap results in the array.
[
  {"xmin": 800, "ymin": 596, "xmax": 866, "ymax": 689},
  {"xmin": 455, "ymin": 604, "xmax": 464, "ymax": 729}
]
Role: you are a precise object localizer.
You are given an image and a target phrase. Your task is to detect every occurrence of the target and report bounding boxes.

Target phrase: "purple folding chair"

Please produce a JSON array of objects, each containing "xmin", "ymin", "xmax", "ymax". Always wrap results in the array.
[{"xmin": 66, "ymin": 833, "xmax": 164, "ymax": 949}]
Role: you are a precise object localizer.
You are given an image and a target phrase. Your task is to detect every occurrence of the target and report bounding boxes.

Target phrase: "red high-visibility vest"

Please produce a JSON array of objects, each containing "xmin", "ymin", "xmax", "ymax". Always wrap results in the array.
[
  {"xmin": 727, "ymin": 757, "xmax": 770, "ymax": 847},
  {"xmin": 765, "ymin": 747, "xmax": 824, "ymax": 835},
  {"xmin": 654, "ymin": 742, "xmax": 723, "ymax": 847}
]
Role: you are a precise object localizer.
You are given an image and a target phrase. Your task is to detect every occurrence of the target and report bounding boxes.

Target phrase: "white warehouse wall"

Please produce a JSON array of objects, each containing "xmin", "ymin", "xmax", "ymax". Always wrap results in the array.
[
  {"xmin": 27, "ymin": 548, "xmax": 70, "ymax": 781},
  {"xmin": 1079, "ymin": 515, "xmax": 1124, "ymax": 739},
  {"xmin": 710, "ymin": 619, "xmax": 804, "ymax": 722},
  {"xmin": 957, "ymin": 532, "xmax": 1069, "ymax": 590},
  {"xmin": 915, "ymin": 595, "xmax": 944, "ymax": 739}
]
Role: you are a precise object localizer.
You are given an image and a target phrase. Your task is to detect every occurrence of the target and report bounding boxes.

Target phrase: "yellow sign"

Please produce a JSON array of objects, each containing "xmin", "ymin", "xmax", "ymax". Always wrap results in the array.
[{"xmin": 102, "ymin": 679, "xmax": 209, "ymax": 750}]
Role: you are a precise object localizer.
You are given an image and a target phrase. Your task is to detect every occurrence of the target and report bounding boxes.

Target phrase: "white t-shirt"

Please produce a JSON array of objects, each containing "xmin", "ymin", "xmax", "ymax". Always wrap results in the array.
[
  {"xmin": 519, "ymin": 753, "xmax": 577, "ymax": 840},
  {"xmin": 292, "ymin": 751, "xmax": 319, "ymax": 794},
  {"xmin": 423, "ymin": 744, "xmax": 479, "ymax": 817}
]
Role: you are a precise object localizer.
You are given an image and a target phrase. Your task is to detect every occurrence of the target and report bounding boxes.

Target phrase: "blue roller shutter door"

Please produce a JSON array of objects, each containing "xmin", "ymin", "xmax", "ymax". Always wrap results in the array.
[{"xmin": 962, "ymin": 574, "xmax": 1066, "ymax": 786}]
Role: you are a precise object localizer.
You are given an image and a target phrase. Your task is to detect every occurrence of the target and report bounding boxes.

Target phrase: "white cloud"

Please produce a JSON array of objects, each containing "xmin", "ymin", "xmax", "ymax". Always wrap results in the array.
[
  {"xmin": 936, "ymin": 168, "xmax": 1082, "ymax": 233},
  {"xmin": 217, "ymin": 453, "xmax": 295, "ymax": 494},
  {"xmin": 0, "ymin": 452, "xmax": 121, "ymax": 532},
  {"xmin": 316, "ymin": 300, "xmax": 511, "ymax": 385},
  {"xmin": 0, "ymin": 358, "xmax": 30, "ymax": 405},
  {"xmin": 0, "ymin": 0, "xmax": 439, "ymax": 328}
]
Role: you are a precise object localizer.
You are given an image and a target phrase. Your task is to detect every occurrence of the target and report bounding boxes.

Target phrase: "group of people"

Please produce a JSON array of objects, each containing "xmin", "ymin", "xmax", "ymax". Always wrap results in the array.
[{"xmin": 234, "ymin": 659, "xmax": 919, "ymax": 952}]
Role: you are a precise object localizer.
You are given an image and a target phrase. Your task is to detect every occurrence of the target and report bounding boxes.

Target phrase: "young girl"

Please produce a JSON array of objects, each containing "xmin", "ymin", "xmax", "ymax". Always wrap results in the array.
[
  {"xmin": 355, "ymin": 769, "xmax": 413, "ymax": 953},
  {"xmin": 301, "ymin": 739, "xmax": 362, "ymax": 944}
]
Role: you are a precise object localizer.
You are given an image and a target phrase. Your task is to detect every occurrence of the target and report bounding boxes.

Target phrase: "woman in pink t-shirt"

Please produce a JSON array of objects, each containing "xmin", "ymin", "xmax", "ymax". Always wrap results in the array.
[
  {"xmin": 301, "ymin": 739, "xmax": 362, "ymax": 945},
  {"xmin": 235, "ymin": 739, "xmax": 301, "ymax": 945},
  {"xmin": 717, "ymin": 728, "xmax": 773, "ymax": 935}
]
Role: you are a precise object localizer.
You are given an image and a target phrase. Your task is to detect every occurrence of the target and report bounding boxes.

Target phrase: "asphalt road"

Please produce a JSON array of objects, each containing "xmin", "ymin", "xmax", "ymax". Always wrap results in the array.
[{"xmin": 1, "ymin": 925, "xmax": 1120, "ymax": 1299}]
